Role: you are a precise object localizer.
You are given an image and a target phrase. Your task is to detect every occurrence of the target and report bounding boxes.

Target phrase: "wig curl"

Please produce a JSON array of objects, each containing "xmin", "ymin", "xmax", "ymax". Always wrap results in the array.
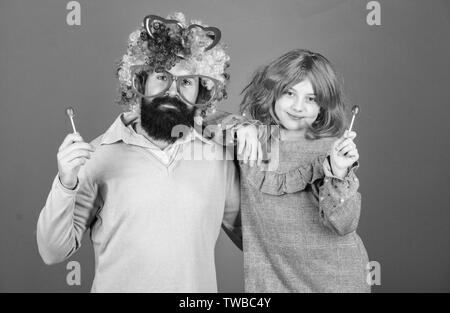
[{"xmin": 115, "ymin": 12, "xmax": 231, "ymax": 111}]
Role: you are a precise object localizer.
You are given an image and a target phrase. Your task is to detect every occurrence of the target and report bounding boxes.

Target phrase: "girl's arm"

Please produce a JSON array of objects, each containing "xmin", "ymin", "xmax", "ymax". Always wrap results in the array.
[
  {"xmin": 201, "ymin": 111, "xmax": 262, "ymax": 147},
  {"xmin": 312, "ymin": 158, "xmax": 361, "ymax": 236}
]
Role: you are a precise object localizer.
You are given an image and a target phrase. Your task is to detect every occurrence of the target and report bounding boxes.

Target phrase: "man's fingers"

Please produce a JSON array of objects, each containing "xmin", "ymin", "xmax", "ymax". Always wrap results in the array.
[
  {"xmin": 67, "ymin": 157, "xmax": 88, "ymax": 168},
  {"xmin": 257, "ymin": 142, "xmax": 263, "ymax": 167},
  {"xmin": 58, "ymin": 132, "xmax": 83, "ymax": 152},
  {"xmin": 62, "ymin": 149, "xmax": 92, "ymax": 163},
  {"xmin": 243, "ymin": 138, "xmax": 251, "ymax": 164},
  {"xmin": 249, "ymin": 141, "xmax": 258, "ymax": 167},
  {"xmin": 237, "ymin": 133, "xmax": 246, "ymax": 155},
  {"xmin": 58, "ymin": 142, "xmax": 95, "ymax": 159}
]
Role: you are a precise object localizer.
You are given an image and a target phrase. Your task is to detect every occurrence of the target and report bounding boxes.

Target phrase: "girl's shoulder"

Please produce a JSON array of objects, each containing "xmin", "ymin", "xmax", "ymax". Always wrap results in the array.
[
  {"xmin": 313, "ymin": 136, "xmax": 338, "ymax": 152},
  {"xmin": 280, "ymin": 135, "xmax": 337, "ymax": 155}
]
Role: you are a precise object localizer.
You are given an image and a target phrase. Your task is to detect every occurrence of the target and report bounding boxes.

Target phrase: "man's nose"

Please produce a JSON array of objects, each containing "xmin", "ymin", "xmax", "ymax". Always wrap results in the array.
[{"xmin": 166, "ymin": 80, "xmax": 178, "ymax": 96}]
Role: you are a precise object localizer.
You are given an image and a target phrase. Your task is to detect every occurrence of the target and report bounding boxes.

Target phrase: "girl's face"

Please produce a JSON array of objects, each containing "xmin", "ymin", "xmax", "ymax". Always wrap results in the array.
[{"xmin": 274, "ymin": 79, "xmax": 320, "ymax": 132}]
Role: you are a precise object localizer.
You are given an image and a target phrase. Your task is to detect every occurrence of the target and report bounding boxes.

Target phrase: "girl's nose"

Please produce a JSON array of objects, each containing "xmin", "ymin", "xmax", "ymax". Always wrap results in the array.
[{"xmin": 291, "ymin": 100, "xmax": 305, "ymax": 112}]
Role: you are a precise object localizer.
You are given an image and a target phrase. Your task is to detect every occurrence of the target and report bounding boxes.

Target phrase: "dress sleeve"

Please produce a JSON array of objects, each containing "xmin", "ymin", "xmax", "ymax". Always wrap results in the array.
[{"xmin": 313, "ymin": 158, "xmax": 362, "ymax": 236}]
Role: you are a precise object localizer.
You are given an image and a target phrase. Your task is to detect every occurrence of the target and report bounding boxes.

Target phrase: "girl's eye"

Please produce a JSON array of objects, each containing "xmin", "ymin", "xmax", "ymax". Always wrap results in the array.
[
  {"xmin": 306, "ymin": 96, "xmax": 316, "ymax": 103},
  {"xmin": 284, "ymin": 91, "xmax": 295, "ymax": 97}
]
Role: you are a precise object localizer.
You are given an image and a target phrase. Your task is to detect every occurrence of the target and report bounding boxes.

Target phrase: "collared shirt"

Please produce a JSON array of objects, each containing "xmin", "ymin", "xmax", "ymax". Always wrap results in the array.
[
  {"xmin": 37, "ymin": 113, "xmax": 241, "ymax": 293},
  {"xmin": 101, "ymin": 112, "xmax": 212, "ymax": 165}
]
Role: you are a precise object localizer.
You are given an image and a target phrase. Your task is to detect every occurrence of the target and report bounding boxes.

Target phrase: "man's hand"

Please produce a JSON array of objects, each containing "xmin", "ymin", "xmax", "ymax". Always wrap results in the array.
[
  {"xmin": 236, "ymin": 125, "xmax": 263, "ymax": 167},
  {"xmin": 57, "ymin": 133, "xmax": 95, "ymax": 189},
  {"xmin": 329, "ymin": 130, "xmax": 359, "ymax": 179}
]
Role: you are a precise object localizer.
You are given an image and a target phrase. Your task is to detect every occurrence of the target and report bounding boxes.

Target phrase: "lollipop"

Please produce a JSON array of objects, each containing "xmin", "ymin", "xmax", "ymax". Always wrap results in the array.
[
  {"xmin": 65, "ymin": 106, "xmax": 77, "ymax": 133},
  {"xmin": 348, "ymin": 105, "xmax": 360, "ymax": 132}
]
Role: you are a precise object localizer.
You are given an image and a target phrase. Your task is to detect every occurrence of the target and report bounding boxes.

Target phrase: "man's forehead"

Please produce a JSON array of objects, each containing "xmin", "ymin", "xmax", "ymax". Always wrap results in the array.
[{"xmin": 166, "ymin": 61, "xmax": 194, "ymax": 76}]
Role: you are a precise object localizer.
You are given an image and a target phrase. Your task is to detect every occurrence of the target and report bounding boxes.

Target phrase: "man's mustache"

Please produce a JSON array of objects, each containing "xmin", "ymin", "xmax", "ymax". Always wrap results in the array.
[{"xmin": 143, "ymin": 95, "xmax": 189, "ymax": 112}]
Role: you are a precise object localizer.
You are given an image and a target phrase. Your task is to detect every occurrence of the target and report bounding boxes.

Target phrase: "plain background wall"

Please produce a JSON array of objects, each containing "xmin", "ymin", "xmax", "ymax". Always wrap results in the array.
[{"xmin": 1, "ymin": 0, "xmax": 449, "ymax": 292}]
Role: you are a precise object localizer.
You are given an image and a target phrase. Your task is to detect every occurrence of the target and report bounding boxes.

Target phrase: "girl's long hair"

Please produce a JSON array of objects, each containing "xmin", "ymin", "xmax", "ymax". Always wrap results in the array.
[{"xmin": 240, "ymin": 49, "xmax": 347, "ymax": 139}]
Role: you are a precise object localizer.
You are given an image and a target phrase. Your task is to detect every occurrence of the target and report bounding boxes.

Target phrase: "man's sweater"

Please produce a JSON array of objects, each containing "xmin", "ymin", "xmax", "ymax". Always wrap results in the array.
[{"xmin": 37, "ymin": 113, "xmax": 241, "ymax": 292}]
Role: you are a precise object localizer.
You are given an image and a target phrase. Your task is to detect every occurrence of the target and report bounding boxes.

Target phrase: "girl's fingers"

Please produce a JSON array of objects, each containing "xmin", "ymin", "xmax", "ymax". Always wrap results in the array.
[
  {"xmin": 347, "ymin": 149, "xmax": 359, "ymax": 157},
  {"xmin": 336, "ymin": 138, "xmax": 356, "ymax": 152},
  {"xmin": 339, "ymin": 145, "xmax": 356, "ymax": 156},
  {"xmin": 344, "ymin": 150, "xmax": 359, "ymax": 162},
  {"xmin": 335, "ymin": 138, "xmax": 348, "ymax": 151},
  {"xmin": 342, "ymin": 130, "xmax": 357, "ymax": 139},
  {"xmin": 337, "ymin": 140, "xmax": 356, "ymax": 154},
  {"xmin": 346, "ymin": 131, "xmax": 357, "ymax": 139},
  {"xmin": 336, "ymin": 131, "xmax": 357, "ymax": 146}
]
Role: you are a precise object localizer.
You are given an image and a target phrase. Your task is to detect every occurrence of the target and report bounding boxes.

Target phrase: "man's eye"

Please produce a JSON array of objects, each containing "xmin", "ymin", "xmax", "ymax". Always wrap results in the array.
[{"xmin": 182, "ymin": 79, "xmax": 193, "ymax": 86}]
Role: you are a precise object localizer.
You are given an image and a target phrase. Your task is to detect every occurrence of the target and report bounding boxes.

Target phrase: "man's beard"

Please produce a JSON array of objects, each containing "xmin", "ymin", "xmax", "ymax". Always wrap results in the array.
[{"xmin": 139, "ymin": 96, "xmax": 196, "ymax": 144}]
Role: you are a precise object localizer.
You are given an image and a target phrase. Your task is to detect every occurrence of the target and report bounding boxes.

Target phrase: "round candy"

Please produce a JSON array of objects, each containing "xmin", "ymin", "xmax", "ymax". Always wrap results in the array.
[
  {"xmin": 351, "ymin": 105, "xmax": 360, "ymax": 115},
  {"xmin": 66, "ymin": 107, "xmax": 75, "ymax": 117}
]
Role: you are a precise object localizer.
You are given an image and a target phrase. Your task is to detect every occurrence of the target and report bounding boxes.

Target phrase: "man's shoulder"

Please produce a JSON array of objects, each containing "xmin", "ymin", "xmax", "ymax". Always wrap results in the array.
[
  {"xmin": 89, "ymin": 134, "xmax": 104, "ymax": 147},
  {"xmin": 193, "ymin": 136, "xmax": 236, "ymax": 161},
  {"xmin": 88, "ymin": 113, "xmax": 130, "ymax": 147}
]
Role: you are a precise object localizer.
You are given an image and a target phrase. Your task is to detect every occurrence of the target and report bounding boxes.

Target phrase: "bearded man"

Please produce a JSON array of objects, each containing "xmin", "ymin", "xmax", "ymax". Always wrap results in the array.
[{"xmin": 37, "ymin": 12, "xmax": 241, "ymax": 293}]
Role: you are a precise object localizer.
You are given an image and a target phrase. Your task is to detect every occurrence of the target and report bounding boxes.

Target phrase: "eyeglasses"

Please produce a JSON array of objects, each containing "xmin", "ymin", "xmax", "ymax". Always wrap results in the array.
[{"xmin": 130, "ymin": 65, "xmax": 221, "ymax": 107}]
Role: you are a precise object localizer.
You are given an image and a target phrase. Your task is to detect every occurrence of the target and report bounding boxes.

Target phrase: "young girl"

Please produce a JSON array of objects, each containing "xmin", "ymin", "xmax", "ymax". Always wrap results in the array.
[{"xmin": 236, "ymin": 49, "xmax": 370, "ymax": 293}]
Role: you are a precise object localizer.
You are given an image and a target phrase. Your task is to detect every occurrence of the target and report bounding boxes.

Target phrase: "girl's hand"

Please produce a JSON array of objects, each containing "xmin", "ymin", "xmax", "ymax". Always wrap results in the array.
[
  {"xmin": 236, "ymin": 125, "xmax": 263, "ymax": 167},
  {"xmin": 329, "ymin": 130, "xmax": 359, "ymax": 179}
]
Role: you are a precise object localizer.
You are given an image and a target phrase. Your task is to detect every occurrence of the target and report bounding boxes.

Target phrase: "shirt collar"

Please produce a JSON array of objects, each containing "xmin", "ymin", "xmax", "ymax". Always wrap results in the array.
[{"xmin": 101, "ymin": 112, "xmax": 212, "ymax": 148}]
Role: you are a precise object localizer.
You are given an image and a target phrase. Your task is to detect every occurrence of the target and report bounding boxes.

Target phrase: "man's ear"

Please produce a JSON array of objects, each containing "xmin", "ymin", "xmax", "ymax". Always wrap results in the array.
[{"xmin": 123, "ymin": 104, "xmax": 140, "ymax": 125}]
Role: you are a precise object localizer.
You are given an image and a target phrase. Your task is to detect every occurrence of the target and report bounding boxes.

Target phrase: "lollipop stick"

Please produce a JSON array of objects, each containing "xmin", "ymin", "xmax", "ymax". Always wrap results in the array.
[
  {"xmin": 70, "ymin": 116, "xmax": 77, "ymax": 133},
  {"xmin": 347, "ymin": 105, "xmax": 360, "ymax": 133},
  {"xmin": 348, "ymin": 115, "xmax": 356, "ymax": 132}
]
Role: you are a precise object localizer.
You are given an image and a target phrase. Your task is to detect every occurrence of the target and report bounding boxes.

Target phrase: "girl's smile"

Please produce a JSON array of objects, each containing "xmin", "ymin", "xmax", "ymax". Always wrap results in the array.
[
  {"xmin": 286, "ymin": 112, "xmax": 305, "ymax": 120},
  {"xmin": 274, "ymin": 79, "xmax": 320, "ymax": 132}
]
